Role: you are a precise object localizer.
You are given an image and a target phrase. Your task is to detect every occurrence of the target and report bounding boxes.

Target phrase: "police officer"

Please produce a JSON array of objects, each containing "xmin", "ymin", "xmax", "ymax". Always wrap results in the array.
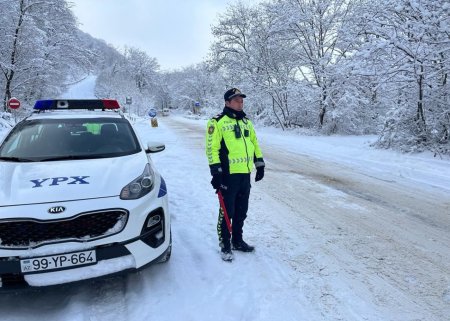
[{"xmin": 206, "ymin": 88, "xmax": 265, "ymax": 261}]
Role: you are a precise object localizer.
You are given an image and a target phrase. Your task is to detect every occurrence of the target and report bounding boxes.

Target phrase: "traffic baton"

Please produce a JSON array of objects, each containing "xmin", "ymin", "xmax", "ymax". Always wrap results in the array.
[{"xmin": 217, "ymin": 190, "xmax": 232, "ymax": 234}]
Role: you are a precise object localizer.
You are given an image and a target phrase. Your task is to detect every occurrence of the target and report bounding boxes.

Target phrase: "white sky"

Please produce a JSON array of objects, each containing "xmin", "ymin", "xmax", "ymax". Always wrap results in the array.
[{"xmin": 70, "ymin": 0, "xmax": 241, "ymax": 70}]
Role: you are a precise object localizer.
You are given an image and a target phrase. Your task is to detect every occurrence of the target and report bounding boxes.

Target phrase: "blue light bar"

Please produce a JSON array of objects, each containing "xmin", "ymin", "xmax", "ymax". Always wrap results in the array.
[{"xmin": 34, "ymin": 100, "xmax": 56, "ymax": 110}]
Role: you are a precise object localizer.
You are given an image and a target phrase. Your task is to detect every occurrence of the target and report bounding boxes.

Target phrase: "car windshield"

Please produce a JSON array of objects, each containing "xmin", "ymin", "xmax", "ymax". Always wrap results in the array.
[{"xmin": 0, "ymin": 118, "xmax": 141, "ymax": 161}]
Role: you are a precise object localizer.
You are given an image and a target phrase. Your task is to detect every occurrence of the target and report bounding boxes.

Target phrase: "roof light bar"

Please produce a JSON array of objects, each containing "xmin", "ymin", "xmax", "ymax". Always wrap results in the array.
[
  {"xmin": 33, "ymin": 99, "xmax": 121, "ymax": 110},
  {"xmin": 101, "ymin": 99, "xmax": 121, "ymax": 109}
]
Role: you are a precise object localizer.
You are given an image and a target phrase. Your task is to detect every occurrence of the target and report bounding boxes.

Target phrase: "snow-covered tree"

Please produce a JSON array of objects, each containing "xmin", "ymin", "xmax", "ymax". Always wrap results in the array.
[
  {"xmin": 269, "ymin": 0, "xmax": 364, "ymax": 130},
  {"xmin": 355, "ymin": 0, "xmax": 450, "ymax": 153},
  {"xmin": 0, "ymin": 0, "xmax": 91, "ymax": 111},
  {"xmin": 209, "ymin": 0, "xmax": 371, "ymax": 132},
  {"xmin": 95, "ymin": 47, "xmax": 160, "ymax": 115},
  {"xmin": 210, "ymin": 1, "xmax": 301, "ymax": 128},
  {"xmin": 161, "ymin": 63, "xmax": 226, "ymax": 115}
]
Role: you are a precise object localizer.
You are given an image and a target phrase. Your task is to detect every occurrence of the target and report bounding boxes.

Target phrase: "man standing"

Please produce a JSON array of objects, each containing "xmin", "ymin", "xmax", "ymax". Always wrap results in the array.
[{"xmin": 206, "ymin": 88, "xmax": 265, "ymax": 261}]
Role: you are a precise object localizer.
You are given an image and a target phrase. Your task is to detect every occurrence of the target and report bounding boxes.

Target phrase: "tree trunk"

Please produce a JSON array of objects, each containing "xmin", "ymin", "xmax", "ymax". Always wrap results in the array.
[
  {"xmin": 319, "ymin": 86, "xmax": 327, "ymax": 126},
  {"xmin": 417, "ymin": 65, "xmax": 425, "ymax": 125},
  {"xmin": 272, "ymin": 97, "xmax": 285, "ymax": 131},
  {"xmin": 3, "ymin": 0, "xmax": 25, "ymax": 111},
  {"xmin": 283, "ymin": 92, "xmax": 290, "ymax": 127}
]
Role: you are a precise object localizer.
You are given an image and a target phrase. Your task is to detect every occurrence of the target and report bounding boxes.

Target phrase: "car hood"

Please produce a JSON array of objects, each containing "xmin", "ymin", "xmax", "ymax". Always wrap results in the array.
[{"xmin": 0, "ymin": 153, "xmax": 148, "ymax": 206}]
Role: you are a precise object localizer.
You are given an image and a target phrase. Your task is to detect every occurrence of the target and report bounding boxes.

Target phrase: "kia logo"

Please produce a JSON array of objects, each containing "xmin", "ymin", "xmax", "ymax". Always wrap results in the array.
[{"xmin": 48, "ymin": 206, "xmax": 66, "ymax": 214}]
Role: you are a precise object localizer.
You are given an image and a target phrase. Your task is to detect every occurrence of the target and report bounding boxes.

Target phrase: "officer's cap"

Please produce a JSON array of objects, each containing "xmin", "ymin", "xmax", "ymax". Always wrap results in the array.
[{"xmin": 224, "ymin": 88, "xmax": 247, "ymax": 101}]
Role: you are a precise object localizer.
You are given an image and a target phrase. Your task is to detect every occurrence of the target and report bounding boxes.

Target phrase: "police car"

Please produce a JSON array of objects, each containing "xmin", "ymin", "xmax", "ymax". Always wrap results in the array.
[{"xmin": 0, "ymin": 99, "xmax": 171, "ymax": 289}]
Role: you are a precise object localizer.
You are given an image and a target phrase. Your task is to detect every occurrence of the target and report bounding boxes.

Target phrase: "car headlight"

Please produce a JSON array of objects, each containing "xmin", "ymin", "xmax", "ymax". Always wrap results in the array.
[{"xmin": 120, "ymin": 163, "xmax": 155, "ymax": 200}]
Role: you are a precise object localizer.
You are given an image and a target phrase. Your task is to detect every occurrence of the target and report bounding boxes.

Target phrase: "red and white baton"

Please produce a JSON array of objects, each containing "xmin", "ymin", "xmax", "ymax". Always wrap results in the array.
[{"xmin": 217, "ymin": 190, "xmax": 232, "ymax": 233}]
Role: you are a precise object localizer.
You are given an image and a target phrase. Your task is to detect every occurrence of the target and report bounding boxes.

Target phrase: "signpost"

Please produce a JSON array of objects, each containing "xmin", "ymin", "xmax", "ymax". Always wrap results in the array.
[
  {"xmin": 194, "ymin": 101, "xmax": 200, "ymax": 115},
  {"xmin": 148, "ymin": 108, "xmax": 158, "ymax": 127},
  {"xmin": 8, "ymin": 97, "xmax": 20, "ymax": 110},
  {"xmin": 125, "ymin": 97, "xmax": 132, "ymax": 114},
  {"xmin": 7, "ymin": 97, "xmax": 21, "ymax": 123}
]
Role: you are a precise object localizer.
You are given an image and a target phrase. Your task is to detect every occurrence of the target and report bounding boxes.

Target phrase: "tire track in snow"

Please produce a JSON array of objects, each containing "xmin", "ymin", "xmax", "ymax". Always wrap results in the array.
[{"xmin": 259, "ymin": 143, "xmax": 450, "ymax": 321}]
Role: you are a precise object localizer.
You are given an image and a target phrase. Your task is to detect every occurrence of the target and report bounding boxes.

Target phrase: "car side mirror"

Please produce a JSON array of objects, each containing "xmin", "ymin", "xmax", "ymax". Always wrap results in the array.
[{"xmin": 146, "ymin": 142, "xmax": 165, "ymax": 153}]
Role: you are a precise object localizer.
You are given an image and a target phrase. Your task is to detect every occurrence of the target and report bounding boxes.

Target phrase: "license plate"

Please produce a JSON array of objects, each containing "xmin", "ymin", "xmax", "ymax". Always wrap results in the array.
[{"xmin": 20, "ymin": 250, "xmax": 96, "ymax": 273}]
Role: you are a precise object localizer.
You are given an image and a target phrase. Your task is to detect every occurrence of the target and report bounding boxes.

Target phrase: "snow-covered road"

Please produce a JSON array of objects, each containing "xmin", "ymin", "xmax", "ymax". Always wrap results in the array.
[
  {"xmin": 1, "ymin": 115, "xmax": 449, "ymax": 321},
  {"xmin": 160, "ymin": 115, "xmax": 450, "ymax": 321}
]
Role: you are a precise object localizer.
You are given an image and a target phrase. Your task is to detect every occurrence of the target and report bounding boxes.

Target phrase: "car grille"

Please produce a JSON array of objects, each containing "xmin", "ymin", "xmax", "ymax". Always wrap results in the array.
[{"xmin": 0, "ymin": 210, "xmax": 128, "ymax": 249}]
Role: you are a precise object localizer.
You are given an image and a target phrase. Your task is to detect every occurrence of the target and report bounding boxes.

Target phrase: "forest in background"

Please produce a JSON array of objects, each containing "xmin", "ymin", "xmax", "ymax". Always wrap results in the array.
[{"xmin": 1, "ymin": 0, "xmax": 449, "ymax": 155}]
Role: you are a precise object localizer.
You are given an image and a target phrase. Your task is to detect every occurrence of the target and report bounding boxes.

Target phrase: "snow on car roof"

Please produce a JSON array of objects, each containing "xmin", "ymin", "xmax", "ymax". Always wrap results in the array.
[
  {"xmin": 27, "ymin": 110, "xmax": 124, "ymax": 120},
  {"xmin": 28, "ymin": 99, "xmax": 124, "ymax": 120}
]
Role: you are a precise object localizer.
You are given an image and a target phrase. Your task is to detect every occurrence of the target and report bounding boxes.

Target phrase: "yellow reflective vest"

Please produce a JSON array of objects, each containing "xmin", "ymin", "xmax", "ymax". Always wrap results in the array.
[{"xmin": 206, "ymin": 108, "xmax": 264, "ymax": 175}]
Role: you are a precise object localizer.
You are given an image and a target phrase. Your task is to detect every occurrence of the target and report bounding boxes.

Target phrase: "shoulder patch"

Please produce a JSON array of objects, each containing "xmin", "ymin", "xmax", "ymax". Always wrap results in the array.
[
  {"xmin": 212, "ymin": 112, "xmax": 224, "ymax": 121},
  {"xmin": 208, "ymin": 125, "xmax": 215, "ymax": 134}
]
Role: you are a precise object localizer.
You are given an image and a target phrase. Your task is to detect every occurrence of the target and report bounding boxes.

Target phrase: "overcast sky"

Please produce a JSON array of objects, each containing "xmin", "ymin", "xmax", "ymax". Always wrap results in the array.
[{"xmin": 70, "ymin": 0, "xmax": 239, "ymax": 70}]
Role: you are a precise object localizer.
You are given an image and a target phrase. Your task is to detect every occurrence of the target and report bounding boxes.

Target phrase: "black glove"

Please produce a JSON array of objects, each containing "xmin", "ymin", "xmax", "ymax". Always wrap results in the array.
[
  {"xmin": 255, "ymin": 166, "xmax": 265, "ymax": 182},
  {"xmin": 211, "ymin": 173, "xmax": 223, "ymax": 190}
]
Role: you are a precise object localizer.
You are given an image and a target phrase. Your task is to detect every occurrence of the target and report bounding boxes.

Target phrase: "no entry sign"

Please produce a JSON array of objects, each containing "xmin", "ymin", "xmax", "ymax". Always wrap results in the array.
[{"xmin": 8, "ymin": 97, "xmax": 20, "ymax": 109}]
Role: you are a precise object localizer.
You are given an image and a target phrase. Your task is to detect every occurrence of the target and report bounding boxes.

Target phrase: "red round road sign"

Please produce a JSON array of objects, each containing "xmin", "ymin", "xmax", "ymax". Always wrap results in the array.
[{"xmin": 8, "ymin": 97, "xmax": 20, "ymax": 109}]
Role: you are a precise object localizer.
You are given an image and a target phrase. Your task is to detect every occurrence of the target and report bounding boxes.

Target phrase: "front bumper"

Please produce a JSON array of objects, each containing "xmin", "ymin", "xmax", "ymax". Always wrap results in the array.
[
  {"xmin": 0, "ymin": 223, "xmax": 171, "ymax": 289},
  {"xmin": 0, "ymin": 176, "xmax": 170, "ymax": 289}
]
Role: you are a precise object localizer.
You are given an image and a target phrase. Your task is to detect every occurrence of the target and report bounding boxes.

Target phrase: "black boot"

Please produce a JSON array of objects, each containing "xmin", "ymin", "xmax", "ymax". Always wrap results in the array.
[
  {"xmin": 221, "ymin": 248, "xmax": 233, "ymax": 261},
  {"xmin": 220, "ymin": 242, "xmax": 233, "ymax": 262},
  {"xmin": 232, "ymin": 239, "xmax": 255, "ymax": 252}
]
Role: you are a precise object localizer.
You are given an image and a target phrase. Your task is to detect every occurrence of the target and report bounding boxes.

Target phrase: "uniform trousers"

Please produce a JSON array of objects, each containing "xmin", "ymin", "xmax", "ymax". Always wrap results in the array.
[{"xmin": 217, "ymin": 173, "xmax": 251, "ymax": 249}]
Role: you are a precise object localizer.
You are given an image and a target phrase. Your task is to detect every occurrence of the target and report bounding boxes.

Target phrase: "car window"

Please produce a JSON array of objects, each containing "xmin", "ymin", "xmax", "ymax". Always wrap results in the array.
[{"xmin": 0, "ymin": 118, "xmax": 141, "ymax": 161}]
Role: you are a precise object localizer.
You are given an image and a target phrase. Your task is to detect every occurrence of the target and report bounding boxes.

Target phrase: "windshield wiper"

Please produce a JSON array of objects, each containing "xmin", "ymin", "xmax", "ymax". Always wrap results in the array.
[
  {"xmin": 0, "ymin": 156, "xmax": 34, "ymax": 162},
  {"xmin": 38, "ymin": 155, "xmax": 91, "ymax": 161}
]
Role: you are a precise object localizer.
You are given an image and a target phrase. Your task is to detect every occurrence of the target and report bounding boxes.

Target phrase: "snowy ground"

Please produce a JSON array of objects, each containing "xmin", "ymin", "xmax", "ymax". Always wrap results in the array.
[
  {"xmin": 0, "ymin": 112, "xmax": 449, "ymax": 321},
  {"xmin": 60, "ymin": 75, "xmax": 97, "ymax": 99}
]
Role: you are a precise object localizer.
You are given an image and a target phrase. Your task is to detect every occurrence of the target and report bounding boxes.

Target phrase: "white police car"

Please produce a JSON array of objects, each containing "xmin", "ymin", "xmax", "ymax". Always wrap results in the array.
[{"xmin": 0, "ymin": 99, "xmax": 171, "ymax": 289}]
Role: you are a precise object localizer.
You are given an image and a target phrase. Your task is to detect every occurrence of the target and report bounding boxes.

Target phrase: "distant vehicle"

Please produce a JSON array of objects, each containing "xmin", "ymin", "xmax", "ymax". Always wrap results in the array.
[
  {"xmin": 0, "ymin": 99, "xmax": 171, "ymax": 289},
  {"xmin": 162, "ymin": 108, "xmax": 169, "ymax": 117}
]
